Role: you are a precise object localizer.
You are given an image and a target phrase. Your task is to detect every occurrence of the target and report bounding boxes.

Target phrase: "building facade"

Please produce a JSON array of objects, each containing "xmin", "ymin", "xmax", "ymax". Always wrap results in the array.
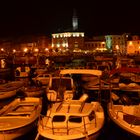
[
  {"xmin": 127, "ymin": 35, "xmax": 140, "ymax": 54},
  {"xmin": 51, "ymin": 32, "xmax": 84, "ymax": 52},
  {"xmin": 105, "ymin": 34, "xmax": 126, "ymax": 54}
]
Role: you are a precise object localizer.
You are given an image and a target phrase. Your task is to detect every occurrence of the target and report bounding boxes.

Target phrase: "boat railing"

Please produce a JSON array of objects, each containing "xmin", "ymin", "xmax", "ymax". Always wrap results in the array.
[
  {"xmin": 115, "ymin": 110, "xmax": 140, "ymax": 128},
  {"xmin": 38, "ymin": 114, "xmax": 97, "ymax": 136}
]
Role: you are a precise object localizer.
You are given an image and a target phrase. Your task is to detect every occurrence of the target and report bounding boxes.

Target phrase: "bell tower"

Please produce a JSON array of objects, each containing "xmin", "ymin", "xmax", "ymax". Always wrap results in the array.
[{"xmin": 72, "ymin": 9, "xmax": 78, "ymax": 31}]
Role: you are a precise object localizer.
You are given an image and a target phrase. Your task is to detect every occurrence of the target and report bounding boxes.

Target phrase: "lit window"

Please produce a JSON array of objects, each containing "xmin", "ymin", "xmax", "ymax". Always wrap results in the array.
[
  {"xmin": 57, "ymin": 44, "xmax": 60, "ymax": 47},
  {"xmin": 116, "ymin": 45, "xmax": 119, "ymax": 50},
  {"xmin": 68, "ymin": 33, "xmax": 71, "ymax": 37},
  {"xmin": 76, "ymin": 33, "xmax": 79, "ymax": 37},
  {"xmin": 73, "ymin": 34, "xmax": 76, "ymax": 37},
  {"xmin": 81, "ymin": 33, "xmax": 84, "ymax": 37}
]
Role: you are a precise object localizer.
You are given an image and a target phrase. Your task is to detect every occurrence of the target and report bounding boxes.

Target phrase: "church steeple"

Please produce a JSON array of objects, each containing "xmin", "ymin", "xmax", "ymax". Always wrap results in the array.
[{"xmin": 72, "ymin": 9, "xmax": 78, "ymax": 31}]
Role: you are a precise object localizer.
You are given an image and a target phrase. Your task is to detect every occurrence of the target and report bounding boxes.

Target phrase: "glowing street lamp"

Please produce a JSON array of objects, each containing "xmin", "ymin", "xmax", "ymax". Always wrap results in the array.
[
  {"xmin": 1, "ymin": 48, "xmax": 4, "ymax": 51},
  {"xmin": 129, "ymin": 41, "xmax": 132, "ymax": 45},
  {"xmin": 13, "ymin": 49, "xmax": 16, "ymax": 53},
  {"xmin": 34, "ymin": 48, "xmax": 39, "ymax": 52},
  {"xmin": 45, "ymin": 48, "xmax": 49, "ymax": 51},
  {"xmin": 24, "ymin": 48, "xmax": 28, "ymax": 53}
]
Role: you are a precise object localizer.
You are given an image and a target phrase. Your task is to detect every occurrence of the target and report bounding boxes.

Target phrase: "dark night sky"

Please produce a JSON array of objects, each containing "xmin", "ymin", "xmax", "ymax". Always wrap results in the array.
[{"xmin": 0, "ymin": 0, "xmax": 140, "ymax": 37}]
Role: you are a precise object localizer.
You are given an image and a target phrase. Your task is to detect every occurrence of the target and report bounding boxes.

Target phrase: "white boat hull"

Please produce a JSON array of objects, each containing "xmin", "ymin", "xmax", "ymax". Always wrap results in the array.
[
  {"xmin": 0, "ymin": 120, "xmax": 37, "ymax": 140},
  {"xmin": 37, "ymin": 129, "xmax": 101, "ymax": 140},
  {"xmin": 0, "ymin": 89, "xmax": 16, "ymax": 100}
]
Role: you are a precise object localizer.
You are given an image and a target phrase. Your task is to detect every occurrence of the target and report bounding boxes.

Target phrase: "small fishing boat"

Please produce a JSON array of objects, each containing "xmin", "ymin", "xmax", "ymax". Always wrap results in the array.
[
  {"xmin": 0, "ymin": 97, "xmax": 42, "ymax": 140},
  {"xmin": 0, "ymin": 81, "xmax": 24, "ymax": 100},
  {"xmin": 36, "ymin": 94, "xmax": 104, "ymax": 140}
]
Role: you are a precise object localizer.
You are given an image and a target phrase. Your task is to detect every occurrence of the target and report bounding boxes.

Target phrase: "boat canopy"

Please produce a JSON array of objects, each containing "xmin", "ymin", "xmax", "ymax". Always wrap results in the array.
[{"xmin": 60, "ymin": 69, "xmax": 102, "ymax": 76}]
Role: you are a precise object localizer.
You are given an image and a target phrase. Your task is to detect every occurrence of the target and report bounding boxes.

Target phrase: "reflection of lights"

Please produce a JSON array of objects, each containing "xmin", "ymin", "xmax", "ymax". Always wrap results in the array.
[
  {"xmin": 139, "ymin": 46, "xmax": 140, "ymax": 49},
  {"xmin": 24, "ymin": 48, "xmax": 28, "ymax": 52},
  {"xmin": 13, "ymin": 49, "xmax": 16, "ymax": 53},
  {"xmin": 52, "ymin": 44, "xmax": 54, "ymax": 48},
  {"xmin": 34, "ymin": 48, "xmax": 39, "ymax": 52}
]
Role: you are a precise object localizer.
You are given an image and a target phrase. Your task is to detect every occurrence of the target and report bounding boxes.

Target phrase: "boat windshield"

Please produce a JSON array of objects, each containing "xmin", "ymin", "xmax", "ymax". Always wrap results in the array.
[{"xmin": 50, "ymin": 78, "xmax": 72, "ymax": 90}]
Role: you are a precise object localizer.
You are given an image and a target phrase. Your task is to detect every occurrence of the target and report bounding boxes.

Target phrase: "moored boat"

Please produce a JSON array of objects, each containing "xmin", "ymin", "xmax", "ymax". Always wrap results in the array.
[
  {"xmin": 0, "ymin": 97, "xmax": 42, "ymax": 140},
  {"xmin": 108, "ymin": 68, "xmax": 140, "ymax": 139},
  {"xmin": 36, "ymin": 69, "xmax": 105, "ymax": 140},
  {"xmin": 24, "ymin": 86, "xmax": 45, "ymax": 97},
  {"xmin": 0, "ymin": 81, "xmax": 24, "ymax": 100},
  {"xmin": 36, "ymin": 94, "xmax": 104, "ymax": 140}
]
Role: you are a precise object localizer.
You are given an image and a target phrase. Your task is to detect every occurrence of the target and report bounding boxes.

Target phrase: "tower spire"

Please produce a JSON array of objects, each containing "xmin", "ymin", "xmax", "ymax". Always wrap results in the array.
[{"xmin": 72, "ymin": 9, "xmax": 78, "ymax": 31}]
